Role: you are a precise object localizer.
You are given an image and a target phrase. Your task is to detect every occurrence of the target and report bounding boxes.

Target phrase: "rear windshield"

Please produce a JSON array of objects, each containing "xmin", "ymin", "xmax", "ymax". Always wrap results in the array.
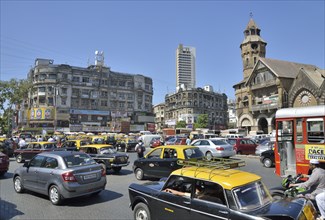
[
  {"xmin": 183, "ymin": 148, "xmax": 204, "ymax": 159},
  {"xmin": 63, "ymin": 154, "xmax": 96, "ymax": 167},
  {"xmin": 211, "ymin": 140, "xmax": 228, "ymax": 145}
]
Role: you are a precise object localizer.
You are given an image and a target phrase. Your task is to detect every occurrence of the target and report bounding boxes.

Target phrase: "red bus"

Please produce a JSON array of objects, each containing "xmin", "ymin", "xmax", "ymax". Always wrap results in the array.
[{"xmin": 274, "ymin": 105, "xmax": 325, "ymax": 177}]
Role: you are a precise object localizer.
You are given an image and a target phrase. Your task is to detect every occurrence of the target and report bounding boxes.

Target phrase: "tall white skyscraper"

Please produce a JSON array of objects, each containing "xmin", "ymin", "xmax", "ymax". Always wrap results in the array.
[{"xmin": 176, "ymin": 44, "xmax": 196, "ymax": 90}]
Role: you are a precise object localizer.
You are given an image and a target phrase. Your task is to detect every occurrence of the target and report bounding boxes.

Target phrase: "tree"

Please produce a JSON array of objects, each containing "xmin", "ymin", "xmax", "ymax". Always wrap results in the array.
[
  {"xmin": 176, "ymin": 120, "xmax": 186, "ymax": 128},
  {"xmin": 194, "ymin": 114, "xmax": 208, "ymax": 129},
  {"xmin": 0, "ymin": 79, "xmax": 33, "ymax": 135}
]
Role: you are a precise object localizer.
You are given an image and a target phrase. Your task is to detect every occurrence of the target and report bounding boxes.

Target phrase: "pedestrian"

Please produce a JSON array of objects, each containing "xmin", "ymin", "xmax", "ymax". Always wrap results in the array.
[
  {"xmin": 18, "ymin": 138, "xmax": 26, "ymax": 148},
  {"xmin": 186, "ymin": 136, "xmax": 191, "ymax": 145},
  {"xmin": 316, "ymin": 191, "xmax": 325, "ymax": 220},
  {"xmin": 135, "ymin": 140, "xmax": 145, "ymax": 158}
]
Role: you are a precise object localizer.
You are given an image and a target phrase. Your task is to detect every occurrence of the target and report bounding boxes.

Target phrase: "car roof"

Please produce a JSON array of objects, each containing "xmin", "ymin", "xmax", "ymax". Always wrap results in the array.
[
  {"xmin": 79, "ymin": 144, "xmax": 113, "ymax": 148},
  {"xmin": 28, "ymin": 141, "xmax": 55, "ymax": 144},
  {"xmin": 154, "ymin": 145, "xmax": 198, "ymax": 150},
  {"xmin": 171, "ymin": 166, "xmax": 261, "ymax": 190},
  {"xmin": 39, "ymin": 150, "xmax": 84, "ymax": 157}
]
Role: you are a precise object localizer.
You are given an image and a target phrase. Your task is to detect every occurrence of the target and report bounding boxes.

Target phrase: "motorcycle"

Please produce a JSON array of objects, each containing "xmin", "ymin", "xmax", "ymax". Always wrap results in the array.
[{"xmin": 270, "ymin": 174, "xmax": 307, "ymax": 199}]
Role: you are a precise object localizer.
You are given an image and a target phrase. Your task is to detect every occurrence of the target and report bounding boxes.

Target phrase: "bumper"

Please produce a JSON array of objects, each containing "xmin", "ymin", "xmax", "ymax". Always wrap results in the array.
[
  {"xmin": 213, "ymin": 150, "xmax": 236, "ymax": 158},
  {"xmin": 59, "ymin": 177, "xmax": 107, "ymax": 199},
  {"xmin": 110, "ymin": 162, "xmax": 130, "ymax": 167}
]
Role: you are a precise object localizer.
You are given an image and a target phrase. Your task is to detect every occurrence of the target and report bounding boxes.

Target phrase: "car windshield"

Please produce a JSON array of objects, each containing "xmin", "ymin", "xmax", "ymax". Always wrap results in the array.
[
  {"xmin": 99, "ymin": 147, "xmax": 116, "ymax": 154},
  {"xmin": 43, "ymin": 143, "xmax": 57, "ymax": 149},
  {"xmin": 233, "ymin": 181, "xmax": 272, "ymax": 210},
  {"xmin": 64, "ymin": 154, "xmax": 96, "ymax": 167},
  {"xmin": 184, "ymin": 148, "xmax": 204, "ymax": 159}
]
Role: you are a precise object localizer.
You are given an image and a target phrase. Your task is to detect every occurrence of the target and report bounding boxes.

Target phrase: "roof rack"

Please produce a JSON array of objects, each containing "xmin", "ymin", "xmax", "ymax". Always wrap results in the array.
[{"xmin": 177, "ymin": 158, "xmax": 246, "ymax": 178}]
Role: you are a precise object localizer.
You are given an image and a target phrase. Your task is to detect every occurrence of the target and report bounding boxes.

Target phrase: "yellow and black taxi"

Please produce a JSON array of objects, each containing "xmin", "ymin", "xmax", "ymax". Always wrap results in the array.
[
  {"xmin": 14, "ymin": 141, "xmax": 57, "ymax": 163},
  {"xmin": 129, "ymin": 159, "xmax": 318, "ymax": 220},
  {"xmin": 116, "ymin": 136, "xmax": 138, "ymax": 152},
  {"xmin": 132, "ymin": 145, "xmax": 204, "ymax": 180},
  {"xmin": 79, "ymin": 144, "xmax": 129, "ymax": 173},
  {"xmin": 61, "ymin": 139, "xmax": 91, "ymax": 149}
]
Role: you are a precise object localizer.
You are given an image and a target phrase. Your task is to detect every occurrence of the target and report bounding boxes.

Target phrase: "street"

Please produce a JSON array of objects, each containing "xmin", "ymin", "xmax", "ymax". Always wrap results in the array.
[{"xmin": 0, "ymin": 150, "xmax": 282, "ymax": 220}]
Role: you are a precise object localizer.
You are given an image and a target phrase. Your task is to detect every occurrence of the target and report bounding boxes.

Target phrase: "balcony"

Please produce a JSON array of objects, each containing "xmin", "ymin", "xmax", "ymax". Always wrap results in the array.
[{"xmin": 251, "ymin": 102, "xmax": 279, "ymax": 112}]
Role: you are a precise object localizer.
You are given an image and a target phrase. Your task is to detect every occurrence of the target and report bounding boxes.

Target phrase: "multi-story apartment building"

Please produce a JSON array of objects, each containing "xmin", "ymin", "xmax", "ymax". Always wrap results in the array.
[
  {"xmin": 176, "ymin": 44, "xmax": 196, "ymax": 90},
  {"xmin": 153, "ymin": 103, "xmax": 165, "ymax": 132},
  {"xmin": 233, "ymin": 18, "xmax": 325, "ymax": 134},
  {"xmin": 19, "ymin": 55, "xmax": 154, "ymax": 133},
  {"xmin": 164, "ymin": 86, "xmax": 228, "ymax": 130}
]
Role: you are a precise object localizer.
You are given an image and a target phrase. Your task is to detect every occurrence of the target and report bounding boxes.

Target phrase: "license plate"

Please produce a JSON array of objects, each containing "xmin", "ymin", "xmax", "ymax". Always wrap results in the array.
[{"xmin": 83, "ymin": 173, "xmax": 97, "ymax": 180}]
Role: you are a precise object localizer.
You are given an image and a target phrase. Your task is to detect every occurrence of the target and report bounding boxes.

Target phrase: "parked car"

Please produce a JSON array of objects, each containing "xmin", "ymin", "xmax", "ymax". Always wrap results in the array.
[
  {"xmin": 79, "ymin": 144, "xmax": 129, "ymax": 173},
  {"xmin": 133, "ymin": 145, "xmax": 204, "ymax": 180},
  {"xmin": 0, "ymin": 139, "xmax": 14, "ymax": 157},
  {"xmin": 128, "ymin": 159, "xmax": 318, "ymax": 220},
  {"xmin": 255, "ymin": 140, "xmax": 275, "ymax": 155},
  {"xmin": 227, "ymin": 138, "xmax": 258, "ymax": 155},
  {"xmin": 191, "ymin": 139, "xmax": 236, "ymax": 160},
  {"xmin": 14, "ymin": 141, "xmax": 57, "ymax": 163},
  {"xmin": 61, "ymin": 139, "xmax": 90, "ymax": 149},
  {"xmin": 0, "ymin": 152, "xmax": 10, "ymax": 176},
  {"xmin": 13, "ymin": 151, "xmax": 106, "ymax": 205},
  {"xmin": 260, "ymin": 149, "xmax": 275, "ymax": 168}
]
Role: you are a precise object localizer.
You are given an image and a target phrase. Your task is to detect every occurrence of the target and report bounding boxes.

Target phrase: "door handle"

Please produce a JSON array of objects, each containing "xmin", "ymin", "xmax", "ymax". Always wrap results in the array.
[
  {"xmin": 218, "ymin": 210, "xmax": 228, "ymax": 214},
  {"xmin": 183, "ymin": 201, "xmax": 191, "ymax": 205}
]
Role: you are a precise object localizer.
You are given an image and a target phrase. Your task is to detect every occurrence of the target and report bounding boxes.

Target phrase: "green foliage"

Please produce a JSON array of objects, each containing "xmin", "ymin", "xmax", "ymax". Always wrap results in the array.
[
  {"xmin": 194, "ymin": 114, "xmax": 208, "ymax": 129},
  {"xmin": 176, "ymin": 120, "xmax": 186, "ymax": 128}
]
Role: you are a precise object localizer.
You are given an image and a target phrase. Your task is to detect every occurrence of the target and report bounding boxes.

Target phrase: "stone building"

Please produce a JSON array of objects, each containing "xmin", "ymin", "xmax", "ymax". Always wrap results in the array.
[
  {"xmin": 234, "ymin": 18, "xmax": 325, "ymax": 134},
  {"xmin": 164, "ymin": 87, "xmax": 228, "ymax": 130},
  {"xmin": 19, "ymin": 55, "xmax": 154, "ymax": 133}
]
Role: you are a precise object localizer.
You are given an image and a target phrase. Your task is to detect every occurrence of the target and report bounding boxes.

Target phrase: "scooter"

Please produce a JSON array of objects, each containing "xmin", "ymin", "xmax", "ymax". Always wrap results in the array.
[{"xmin": 270, "ymin": 174, "xmax": 307, "ymax": 199}]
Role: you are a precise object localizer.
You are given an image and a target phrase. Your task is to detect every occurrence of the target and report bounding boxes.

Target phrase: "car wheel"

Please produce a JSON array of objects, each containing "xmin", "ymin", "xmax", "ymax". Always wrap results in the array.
[
  {"xmin": 263, "ymin": 158, "xmax": 273, "ymax": 168},
  {"xmin": 134, "ymin": 202, "xmax": 151, "ymax": 220},
  {"xmin": 271, "ymin": 192, "xmax": 284, "ymax": 200},
  {"xmin": 49, "ymin": 185, "xmax": 63, "ymax": 205},
  {"xmin": 135, "ymin": 168, "xmax": 144, "ymax": 180},
  {"xmin": 14, "ymin": 176, "xmax": 24, "ymax": 193},
  {"xmin": 237, "ymin": 151, "xmax": 242, "ymax": 155},
  {"xmin": 205, "ymin": 152, "xmax": 213, "ymax": 161},
  {"xmin": 16, "ymin": 154, "xmax": 23, "ymax": 163},
  {"xmin": 113, "ymin": 167, "xmax": 122, "ymax": 173}
]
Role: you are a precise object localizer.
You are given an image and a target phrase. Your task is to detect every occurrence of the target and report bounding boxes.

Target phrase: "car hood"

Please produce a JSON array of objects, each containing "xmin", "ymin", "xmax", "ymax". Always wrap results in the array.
[
  {"xmin": 252, "ymin": 198, "xmax": 308, "ymax": 219},
  {"xmin": 129, "ymin": 180, "xmax": 165, "ymax": 194}
]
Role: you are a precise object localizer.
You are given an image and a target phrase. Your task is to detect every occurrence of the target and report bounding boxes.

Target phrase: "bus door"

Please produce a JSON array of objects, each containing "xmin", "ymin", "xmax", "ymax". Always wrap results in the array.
[{"xmin": 276, "ymin": 120, "xmax": 296, "ymax": 176}]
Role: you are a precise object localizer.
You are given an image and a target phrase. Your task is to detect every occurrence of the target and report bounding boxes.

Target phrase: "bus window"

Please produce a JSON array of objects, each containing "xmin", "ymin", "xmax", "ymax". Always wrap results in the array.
[
  {"xmin": 296, "ymin": 119, "xmax": 303, "ymax": 143},
  {"xmin": 277, "ymin": 121, "xmax": 293, "ymax": 141},
  {"xmin": 307, "ymin": 118, "xmax": 324, "ymax": 143}
]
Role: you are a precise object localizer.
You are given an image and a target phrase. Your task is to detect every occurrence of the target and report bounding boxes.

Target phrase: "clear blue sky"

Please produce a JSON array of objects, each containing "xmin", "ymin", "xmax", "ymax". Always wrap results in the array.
[{"xmin": 1, "ymin": 1, "xmax": 324, "ymax": 105}]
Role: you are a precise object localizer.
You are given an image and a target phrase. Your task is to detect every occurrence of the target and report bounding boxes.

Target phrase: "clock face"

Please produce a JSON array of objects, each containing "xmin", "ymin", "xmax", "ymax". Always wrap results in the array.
[{"xmin": 298, "ymin": 90, "xmax": 312, "ymax": 106}]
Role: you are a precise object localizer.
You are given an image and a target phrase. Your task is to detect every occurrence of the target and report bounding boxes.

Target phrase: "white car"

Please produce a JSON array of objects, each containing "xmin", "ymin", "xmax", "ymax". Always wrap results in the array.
[{"xmin": 191, "ymin": 139, "xmax": 236, "ymax": 160}]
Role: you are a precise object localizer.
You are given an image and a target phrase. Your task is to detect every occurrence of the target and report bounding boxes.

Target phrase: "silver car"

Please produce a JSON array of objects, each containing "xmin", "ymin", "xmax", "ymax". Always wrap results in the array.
[
  {"xmin": 191, "ymin": 139, "xmax": 236, "ymax": 160},
  {"xmin": 255, "ymin": 140, "xmax": 275, "ymax": 155},
  {"xmin": 13, "ymin": 151, "xmax": 107, "ymax": 205}
]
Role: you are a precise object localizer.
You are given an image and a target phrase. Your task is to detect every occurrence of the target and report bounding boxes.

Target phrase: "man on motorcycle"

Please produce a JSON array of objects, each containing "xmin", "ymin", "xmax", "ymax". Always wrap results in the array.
[{"xmin": 289, "ymin": 159, "xmax": 325, "ymax": 200}]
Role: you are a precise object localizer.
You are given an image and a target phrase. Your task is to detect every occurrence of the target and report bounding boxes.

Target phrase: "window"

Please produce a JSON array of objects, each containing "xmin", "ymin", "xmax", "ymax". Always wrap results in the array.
[
  {"xmin": 61, "ymin": 88, "xmax": 67, "ymax": 95},
  {"xmin": 72, "ymin": 76, "xmax": 80, "ymax": 82},
  {"xmin": 82, "ymin": 77, "xmax": 89, "ymax": 83},
  {"xmin": 307, "ymin": 118, "xmax": 325, "ymax": 143},
  {"xmin": 194, "ymin": 180, "xmax": 226, "ymax": 205},
  {"xmin": 29, "ymin": 155, "xmax": 45, "ymax": 167},
  {"xmin": 147, "ymin": 148, "xmax": 162, "ymax": 158},
  {"xmin": 296, "ymin": 119, "xmax": 303, "ymax": 143},
  {"xmin": 43, "ymin": 157, "xmax": 58, "ymax": 169}
]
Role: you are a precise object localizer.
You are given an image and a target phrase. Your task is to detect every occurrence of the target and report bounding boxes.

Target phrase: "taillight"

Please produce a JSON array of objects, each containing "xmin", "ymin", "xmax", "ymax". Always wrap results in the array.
[
  {"xmin": 62, "ymin": 172, "xmax": 77, "ymax": 182},
  {"xmin": 101, "ymin": 167, "xmax": 106, "ymax": 177},
  {"xmin": 216, "ymin": 147, "xmax": 224, "ymax": 151}
]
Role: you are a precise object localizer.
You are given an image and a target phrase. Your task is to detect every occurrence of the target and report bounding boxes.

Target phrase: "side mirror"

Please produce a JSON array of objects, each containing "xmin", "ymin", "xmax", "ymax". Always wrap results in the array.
[{"xmin": 23, "ymin": 161, "xmax": 30, "ymax": 168}]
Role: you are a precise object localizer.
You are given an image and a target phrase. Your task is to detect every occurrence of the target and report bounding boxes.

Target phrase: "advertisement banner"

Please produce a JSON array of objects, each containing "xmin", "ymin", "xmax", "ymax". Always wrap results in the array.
[
  {"xmin": 30, "ymin": 107, "xmax": 54, "ymax": 120},
  {"xmin": 305, "ymin": 144, "xmax": 325, "ymax": 161}
]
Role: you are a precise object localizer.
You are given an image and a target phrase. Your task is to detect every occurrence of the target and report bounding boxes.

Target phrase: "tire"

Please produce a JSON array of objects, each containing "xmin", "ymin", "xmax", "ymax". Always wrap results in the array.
[
  {"xmin": 49, "ymin": 185, "xmax": 63, "ymax": 205},
  {"xmin": 271, "ymin": 192, "xmax": 284, "ymax": 200},
  {"xmin": 16, "ymin": 154, "xmax": 23, "ymax": 163},
  {"xmin": 135, "ymin": 168, "xmax": 144, "ymax": 180},
  {"xmin": 237, "ymin": 151, "xmax": 242, "ymax": 155},
  {"xmin": 113, "ymin": 167, "xmax": 122, "ymax": 173},
  {"xmin": 263, "ymin": 158, "xmax": 273, "ymax": 168},
  {"xmin": 134, "ymin": 202, "xmax": 151, "ymax": 220},
  {"xmin": 205, "ymin": 152, "xmax": 213, "ymax": 161},
  {"xmin": 14, "ymin": 176, "xmax": 24, "ymax": 193}
]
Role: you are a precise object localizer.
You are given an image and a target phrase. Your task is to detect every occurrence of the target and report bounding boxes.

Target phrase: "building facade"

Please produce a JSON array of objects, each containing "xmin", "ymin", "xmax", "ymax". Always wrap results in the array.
[
  {"xmin": 19, "ymin": 56, "xmax": 154, "ymax": 133},
  {"xmin": 176, "ymin": 44, "xmax": 196, "ymax": 90},
  {"xmin": 234, "ymin": 18, "xmax": 325, "ymax": 134},
  {"xmin": 164, "ymin": 87, "xmax": 228, "ymax": 130}
]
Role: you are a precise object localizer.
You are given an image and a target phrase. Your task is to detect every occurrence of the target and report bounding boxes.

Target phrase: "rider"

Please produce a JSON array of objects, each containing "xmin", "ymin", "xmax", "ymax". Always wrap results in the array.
[{"xmin": 289, "ymin": 159, "xmax": 325, "ymax": 200}]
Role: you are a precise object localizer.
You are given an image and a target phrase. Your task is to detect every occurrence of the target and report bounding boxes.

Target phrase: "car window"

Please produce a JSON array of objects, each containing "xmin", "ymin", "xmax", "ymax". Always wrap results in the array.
[
  {"xmin": 29, "ymin": 155, "xmax": 45, "ymax": 167},
  {"xmin": 201, "ymin": 140, "xmax": 210, "ymax": 145},
  {"xmin": 147, "ymin": 148, "xmax": 162, "ymax": 158},
  {"xmin": 33, "ymin": 144, "xmax": 41, "ymax": 149},
  {"xmin": 44, "ymin": 143, "xmax": 56, "ymax": 149},
  {"xmin": 194, "ymin": 180, "xmax": 226, "ymax": 205},
  {"xmin": 228, "ymin": 139, "xmax": 235, "ymax": 145},
  {"xmin": 184, "ymin": 148, "xmax": 204, "ymax": 159},
  {"xmin": 43, "ymin": 157, "xmax": 58, "ymax": 169},
  {"xmin": 192, "ymin": 140, "xmax": 200, "ymax": 146},
  {"xmin": 211, "ymin": 140, "xmax": 227, "ymax": 145},
  {"xmin": 64, "ymin": 153, "xmax": 96, "ymax": 167},
  {"xmin": 163, "ymin": 175, "xmax": 193, "ymax": 193},
  {"xmin": 100, "ymin": 147, "xmax": 116, "ymax": 154},
  {"xmin": 163, "ymin": 148, "xmax": 177, "ymax": 159},
  {"xmin": 247, "ymin": 140, "xmax": 255, "ymax": 145}
]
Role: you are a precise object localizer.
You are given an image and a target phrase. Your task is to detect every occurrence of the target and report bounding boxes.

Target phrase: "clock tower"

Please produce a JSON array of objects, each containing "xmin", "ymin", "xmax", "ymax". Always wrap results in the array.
[{"xmin": 240, "ymin": 16, "xmax": 267, "ymax": 79}]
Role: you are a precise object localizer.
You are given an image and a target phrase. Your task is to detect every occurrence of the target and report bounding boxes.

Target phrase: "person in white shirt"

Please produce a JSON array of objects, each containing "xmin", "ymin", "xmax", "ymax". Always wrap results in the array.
[
  {"xmin": 316, "ymin": 191, "xmax": 325, "ymax": 220},
  {"xmin": 18, "ymin": 138, "xmax": 26, "ymax": 148}
]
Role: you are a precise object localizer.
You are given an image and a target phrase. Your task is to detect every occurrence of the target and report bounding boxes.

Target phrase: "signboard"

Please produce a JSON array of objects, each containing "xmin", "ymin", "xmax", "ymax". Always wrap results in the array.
[
  {"xmin": 305, "ymin": 144, "xmax": 325, "ymax": 161},
  {"xmin": 30, "ymin": 107, "xmax": 54, "ymax": 120}
]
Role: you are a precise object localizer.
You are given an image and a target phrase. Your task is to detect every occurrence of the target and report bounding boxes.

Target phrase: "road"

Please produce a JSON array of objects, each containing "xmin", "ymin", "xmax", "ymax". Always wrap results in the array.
[{"xmin": 0, "ymin": 150, "xmax": 282, "ymax": 220}]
